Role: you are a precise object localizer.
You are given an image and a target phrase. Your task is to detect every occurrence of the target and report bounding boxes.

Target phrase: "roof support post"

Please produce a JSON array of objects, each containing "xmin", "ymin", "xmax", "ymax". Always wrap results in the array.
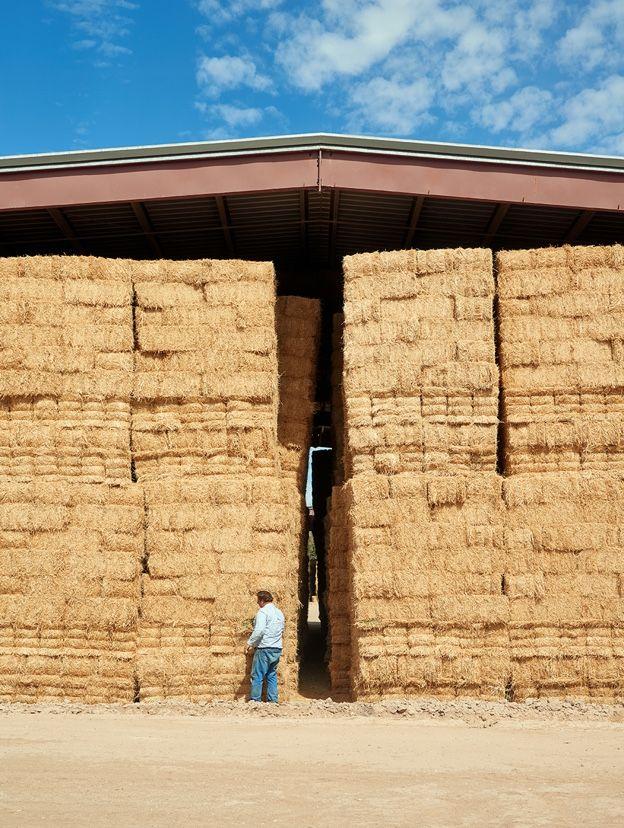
[
  {"xmin": 564, "ymin": 210, "xmax": 595, "ymax": 243},
  {"xmin": 130, "ymin": 201, "xmax": 163, "ymax": 257},
  {"xmin": 47, "ymin": 207, "xmax": 83, "ymax": 252},
  {"xmin": 404, "ymin": 195, "xmax": 425, "ymax": 247},
  {"xmin": 328, "ymin": 188, "xmax": 340, "ymax": 264},
  {"xmin": 215, "ymin": 195, "xmax": 235, "ymax": 256},
  {"xmin": 483, "ymin": 203, "xmax": 509, "ymax": 245}
]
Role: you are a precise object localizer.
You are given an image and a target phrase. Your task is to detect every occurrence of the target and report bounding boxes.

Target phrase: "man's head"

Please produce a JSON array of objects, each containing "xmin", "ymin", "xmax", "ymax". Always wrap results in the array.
[{"xmin": 256, "ymin": 590, "xmax": 273, "ymax": 607}]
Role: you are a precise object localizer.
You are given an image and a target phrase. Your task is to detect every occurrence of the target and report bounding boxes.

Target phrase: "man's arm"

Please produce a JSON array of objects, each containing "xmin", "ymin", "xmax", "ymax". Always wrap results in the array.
[{"xmin": 247, "ymin": 609, "xmax": 267, "ymax": 649}]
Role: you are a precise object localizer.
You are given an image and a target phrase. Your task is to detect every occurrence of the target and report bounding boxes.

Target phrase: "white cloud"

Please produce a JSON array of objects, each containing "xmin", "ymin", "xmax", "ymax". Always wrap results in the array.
[
  {"xmin": 544, "ymin": 74, "xmax": 624, "ymax": 151},
  {"xmin": 196, "ymin": 55, "xmax": 272, "ymax": 97},
  {"xmin": 196, "ymin": 0, "xmax": 283, "ymax": 25},
  {"xmin": 347, "ymin": 77, "xmax": 434, "ymax": 134},
  {"xmin": 51, "ymin": 0, "xmax": 137, "ymax": 58},
  {"xmin": 275, "ymin": 0, "xmax": 426, "ymax": 92},
  {"xmin": 202, "ymin": 103, "xmax": 264, "ymax": 128},
  {"xmin": 557, "ymin": 0, "xmax": 624, "ymax": 72},
  {"xmin": 478, "ymin": 86, "xmax": 554, "ymax": 135}
]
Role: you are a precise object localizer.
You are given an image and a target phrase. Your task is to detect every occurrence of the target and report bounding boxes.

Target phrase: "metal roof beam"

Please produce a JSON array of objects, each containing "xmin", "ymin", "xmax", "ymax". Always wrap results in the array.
[
  {"xmin": 328, "ymin": 188, "xmax": 341, "ymax": 264},
  {"xmin": 215, "ymin": 195, "xmax": 235, "ymax": 255},
  {"xmin": 564, "ymin": 210, "xmax": 595, "ymax": 243},
  {"xmin": 404, "ymin": 195, "xmax": 425, "ymax": 247},
  {"xmin": 483, "ymin": 203, "xmax": 509, "ymax": 244},
  {"xmin": 130, "ymin": 201, "xmax": 163, "ymax": 256},
  {"xmin": 47, "ymin": 207, "xmax": 83, "ymax": 252},
  {"xmin": 299, "ymin": 189, "xmax": 307, "ymax": 256}
]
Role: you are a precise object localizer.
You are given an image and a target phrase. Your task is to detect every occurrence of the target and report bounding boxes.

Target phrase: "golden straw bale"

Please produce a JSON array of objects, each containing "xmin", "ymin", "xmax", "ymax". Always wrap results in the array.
[
  {"xmin": 498, "ymin": 244, "xmax": 624, "ymax": 473},
  {"xmin": 132, "ymin": 258, "xmax": 278, "ymax": 403},
  {"xmin": 0, "ymin": 481, "xmax": 144, "ymax": 703},
  {"xmin": 342, "ymin": 249, "xmax": 498, "ymax": 476},
  {"xmin": 0, "ymin": 257, "xmax": 134, "ymax": 400},
  {"xmin": 0, "ymin": 397, "xmax": 131, "ymax": 483},
  {"xmin": 331, "ymin": 314, "xmax": 345, "ymax": 485},
  {"xmin": 503, "ymin": 471, "xmax": 624, "ymax": 700},
  {"xmin": 276, "ymin": 296, "xmax": 321, "ymax": 486},
  {"xmin": 325, "ymin": 486, "xmax": 352, "ymax": 698},
  {"xmin": 339, "ymin": 471, "xmax": 509, "ymax": 700},
  {"xmin": 137, "ymin": 476, "xmax": 302, "ymax": 701}
]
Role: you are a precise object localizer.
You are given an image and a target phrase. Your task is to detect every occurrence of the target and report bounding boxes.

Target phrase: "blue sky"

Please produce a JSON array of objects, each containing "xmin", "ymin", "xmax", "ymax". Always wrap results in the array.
[{"xmin": 1, "ymin": 1, "xmax": 623, "ymax": 156}]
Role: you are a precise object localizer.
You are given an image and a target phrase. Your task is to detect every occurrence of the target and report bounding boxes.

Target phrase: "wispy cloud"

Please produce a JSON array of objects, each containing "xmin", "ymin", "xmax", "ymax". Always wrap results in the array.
[
  {"xmin": 196, "ymin": 0, "xmax": 283, "ymax": 26},
  {"xmin": 189, "ymin": 0, "xmax": 624, "ymax": 152},
  {"xmin": 196, "ymin": 55, "xmax": 272, "ymax": 97},
  {"xmin": 50, "ymin": 0, "xmax": 137, "ymax": 61},
  {"xmin": 557, "ymin": 0, "xmax": 624, "ymax": 72}
]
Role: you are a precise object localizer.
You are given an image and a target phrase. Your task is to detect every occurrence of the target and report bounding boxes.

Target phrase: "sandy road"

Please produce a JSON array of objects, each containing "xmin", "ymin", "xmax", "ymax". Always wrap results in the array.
[{"xmin": 1, "ymin": 709, "xmax": 623, "ymax": 827}]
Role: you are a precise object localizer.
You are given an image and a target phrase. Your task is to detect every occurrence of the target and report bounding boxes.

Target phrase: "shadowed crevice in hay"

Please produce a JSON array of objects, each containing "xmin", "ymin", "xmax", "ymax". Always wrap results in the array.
[{"xmin": 505, "ymin": 676, "xmax": 515, "ymax": 702}]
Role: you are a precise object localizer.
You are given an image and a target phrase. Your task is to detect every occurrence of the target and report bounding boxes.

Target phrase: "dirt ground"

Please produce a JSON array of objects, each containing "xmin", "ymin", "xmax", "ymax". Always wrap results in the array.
[{"xmin": 1, "ymin": 700, "xmax": 623, "ymax": 827}]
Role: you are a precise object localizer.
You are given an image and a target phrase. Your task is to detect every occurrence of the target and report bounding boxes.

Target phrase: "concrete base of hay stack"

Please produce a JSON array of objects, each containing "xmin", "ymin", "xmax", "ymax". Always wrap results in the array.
[
  {"xmin": 504, "ymin": 472, "xmax": 624, "ymax": 701},
  {"xmin": 498, "ymin": 244, "xmax": 624, "ymax": 473},
  {"xmin": 341, "ymin": 473, "xmax": 509, "ymax": 699},
  {"xmin": 342, "ymin": 249, "xmax": 498, "ymax": 477},
  {"xmin": 0, "ymin": 482, "xmax": 143, "ymax": 703},
  {"xmin": 0, "ymin": 256, "xmax": 133, "ymax": 484},
  {"xmin": 137, "ymin": 477, "xmax": 301, "ymax": 701}
]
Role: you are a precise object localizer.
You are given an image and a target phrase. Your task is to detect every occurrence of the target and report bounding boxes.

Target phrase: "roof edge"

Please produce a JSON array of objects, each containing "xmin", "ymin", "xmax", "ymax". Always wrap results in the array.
[{"xmin": 1, "ymin": 132, "xmax": 624, "ymax": 175}]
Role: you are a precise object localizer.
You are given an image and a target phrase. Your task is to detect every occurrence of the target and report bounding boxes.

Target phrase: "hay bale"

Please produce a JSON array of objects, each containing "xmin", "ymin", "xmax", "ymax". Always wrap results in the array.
[
  {"xmin": 325, "ymin": 485, "xmax": 352, "ymax": 698},
  {"xmin": 338, "ymin": 472, "xmax": 509, "ymax": 699},
  {"xmin": 0, "ymin": 256, "xmax": 133, "ymax": 400},
  {"xmin": 498, "ymin": 244, "xmax": 624, "ymax": 473},
  {"xmin": 0, "ymin": 256, "xmax": 133, "ymax": 483},
  {"xmin": 331, "ymin": 314, "xmax": 345, "ymax": 485},
  {"xmin": 0, "ymin": 398, "xmax": 130, "ymax": 483},
  {"xmin": 503, "ymin": 471, "xmax": 624, "ymax": 701},
  {"xmin": 137, "ymin": 476, "xmax": 303, "ymax": 701},
  {"xmin": 131, "ymin": 259, "xmax": 281, "ymax": 482},
  {"xmin": 277, "ymin": 296, "xmax": 321, "ymax": 487},
  {"xmin": 0, "ymin": 482, "xmax": 143, "ymax": 703},
  {"xmin": 342, "ymin": 249, "xmax": 498, "ymax": 476}
]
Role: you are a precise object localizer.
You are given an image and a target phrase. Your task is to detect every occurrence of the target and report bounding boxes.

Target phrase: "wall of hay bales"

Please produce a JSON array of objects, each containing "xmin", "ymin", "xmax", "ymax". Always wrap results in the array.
[
  {"xmin": 0, "ymin": 255, "xmax": 320, "ymax": 703},
  {"xmin": 328, "ymin": 244, "xmax": 624, "ymax": 702},
  {"xmin": 2, "ymin": 243, "xmax": 623, "ymax": 705}
]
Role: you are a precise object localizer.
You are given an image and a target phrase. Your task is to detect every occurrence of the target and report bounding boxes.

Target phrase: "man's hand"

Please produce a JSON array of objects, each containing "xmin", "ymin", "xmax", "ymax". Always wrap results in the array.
[{"xmin": 245, "ymin": 645, "xmax": 253, "ymax": 654}]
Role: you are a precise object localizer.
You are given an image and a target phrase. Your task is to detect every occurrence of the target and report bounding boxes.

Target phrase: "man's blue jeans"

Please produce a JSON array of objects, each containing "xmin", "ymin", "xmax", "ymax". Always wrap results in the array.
[{"xmin": 250, "ymin": 647, "xmax": 282, "ymax": 703}]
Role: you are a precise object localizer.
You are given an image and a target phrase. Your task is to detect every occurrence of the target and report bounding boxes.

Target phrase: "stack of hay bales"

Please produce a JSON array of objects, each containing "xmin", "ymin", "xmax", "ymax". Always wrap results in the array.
[
  {"xmin": 342, "ymin": 249, "xmax": 498, "ymax": 476},
  {"xmin": 133, "ymin": 259, "xmax": 320, "ymax": 700},
  {"xmin": 325, "ymin": 485, "xmax": 352, "ymax": 697},
  {"xmin": 0, "ymin": 482, "xmax": 143, "ymax": 702},
  {"xmin": 329, "ymin": 248, "xmax": 504, "ymax": 698},
  {"xmin": 276, "ymin": 296, "xmax": 321, "ymax": 488},
  {"xmin": 498, "ymin": 245, "xmax": 624, "ymax": 473},
  {"xmin": 503, "ymin": 473, "xmax": 624, "ymax": 700},
  {"xmin": 132, "ymin": 260, "xmax": 279, "ymax": 481},
  {"xmin": 343, "ymin": 473, "xmax": 508, "ymax": 698},
  {"xmin": 0, "ymin": 256, "xmax": 141, "ymax": 702},
  {"xmin": 137, "ymin": 476, "xmax": 301, "ymax": 700},
  {"xmin": 0, "ymin": 256, "xmax": 133, "ymax": 483},
  {"xmin": 498, "ymin": 244, "xmax": 624, "ymax": 701}
]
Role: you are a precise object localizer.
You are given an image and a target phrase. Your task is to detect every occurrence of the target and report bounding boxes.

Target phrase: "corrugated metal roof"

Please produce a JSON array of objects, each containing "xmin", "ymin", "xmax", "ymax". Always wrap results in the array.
[{"xmin": 1, "ymin": 133, "xmax": 623, "ymax": 174}]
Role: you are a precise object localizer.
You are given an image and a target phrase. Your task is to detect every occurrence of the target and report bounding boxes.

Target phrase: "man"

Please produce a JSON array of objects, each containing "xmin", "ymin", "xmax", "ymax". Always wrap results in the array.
[{"xmin": 246, "ymin": 590, "xmax": 285, "ymax": 703}]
